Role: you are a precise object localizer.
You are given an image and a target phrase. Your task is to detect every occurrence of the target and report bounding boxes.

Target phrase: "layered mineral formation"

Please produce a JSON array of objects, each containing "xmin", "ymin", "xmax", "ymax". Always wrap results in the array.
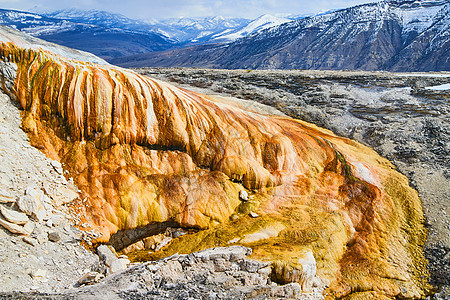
[{"xmin": 0, "ymin": 26, "xmax": 430, "ymax": 299}]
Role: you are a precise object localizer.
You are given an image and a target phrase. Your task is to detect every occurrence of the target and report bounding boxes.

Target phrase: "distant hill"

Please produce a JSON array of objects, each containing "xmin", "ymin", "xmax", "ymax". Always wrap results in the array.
[{"xmin": 112, "ymin": 0, "xmax": 450, "ymax": 71}]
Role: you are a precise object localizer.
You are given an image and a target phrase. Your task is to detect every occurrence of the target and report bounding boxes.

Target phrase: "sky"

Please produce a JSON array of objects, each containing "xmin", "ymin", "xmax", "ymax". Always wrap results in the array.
[{"xmin": 0, "ymin": 0, "xmax": 378, "ymax": 20}]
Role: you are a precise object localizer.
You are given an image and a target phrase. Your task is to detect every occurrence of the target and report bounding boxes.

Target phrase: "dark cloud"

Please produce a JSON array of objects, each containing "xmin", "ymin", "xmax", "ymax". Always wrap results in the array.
[{"xmin": 0, "ymin": 0, "xmax": 378, "ymax": 19}]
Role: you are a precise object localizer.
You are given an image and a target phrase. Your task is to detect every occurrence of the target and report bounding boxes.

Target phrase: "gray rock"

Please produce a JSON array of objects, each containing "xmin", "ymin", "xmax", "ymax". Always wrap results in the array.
[
  {"xmin": 271, "ymin": 282, "xmax": 302, "ymax": 298},
  {"xmin": 49, "ymin": 185, "xmax": 79, "ymax": 206},
  {"xmin": 0, "ymin": 217, "xmax": 33, "ymax": 235},
  {"xmin": 257, "ymin": 265, "xmax": 272, "ymax": 277},
  {"xmin": 47, "ymin": 246, "xmax": 326, "ymax": 299},
  {"xmin": 194, "ymin": 246, "xmax": 252, "ymax": 263},
  {"xmin": 155, "ymin": 236, "xmax": 172, "ymax": 251},
  {"xmin": 49, "ymin": 214, "xmax": 63, "ymax": 227},
  {"xmin": 35, "ymin": 229, "xmax": 48, "ymax": 244},
  {"xmin": 30, "ymin": 269, "xmax": 47, "ymax": 279},
  {"xmin": 121, "ymin": 240, "xmax": 144, "ymax": 254},
  {"xmin": 48, "ymin": 231, "xmax": 61, "ymax": 242},
  {"xmin": 240, "ymin": 259, "xmax": 268, "ymax": 273},
  {"xmin": 213, "ymin": 258, "xmax": 232, "ymax": 272},
  {"xmin": 172, "ymin": 228, "xmax": 186, "ymax": 238},
  {"xmin": 17, "ymin": 187, "xmax": 48, "ymax": 222},
  {"xmin": 50, "ymin": 160, "xmax": 63, "ymax": 175}
]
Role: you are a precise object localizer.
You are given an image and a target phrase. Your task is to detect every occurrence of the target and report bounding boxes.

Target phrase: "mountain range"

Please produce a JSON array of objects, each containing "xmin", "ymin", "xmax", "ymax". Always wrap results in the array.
[
  {"xmin": 0, "ymin": 8, "xmax": 295, "ymax": 61},
  {"xmin": 1, "ymin": 1, "xmax": 449, "ymax": 71},
  {"xmin": 0, "ymin": 8, "xmax": 173, "ymax": 60},
  {"xmin": 112, "ymin": 0, "xmax": 450, "ymax": 72}
]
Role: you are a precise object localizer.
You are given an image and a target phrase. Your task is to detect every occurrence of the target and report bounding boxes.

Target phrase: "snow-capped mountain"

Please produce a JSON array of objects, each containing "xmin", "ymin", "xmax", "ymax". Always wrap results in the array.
[
  {"xmin": 0, "ymin": 8, "xmax": 85, "ymax": 35},
  {"xmin": 44, "ymin": 8, "xmax": 164, "ymax": 36},
  {"xmin": 46, "ymin": 8, "xmax": 143, "ymax": 27},
  {"xmin": 39, "ymin": 8, "xmax": 304, "ymax": 44},
  {"xmin": 0, "ymin": 7, "xmax": 304, "ymax": 59},
  {"xmin": 147, "ymin": 16, "xmax": 251, "ymax": 43},
  {"xmin": 43, "ymin": 9, "xmax": 252, "ymax": 43},
  {"xmin": 212, "ymin": 14, "xmax": 294, "ymax": 41},
  {"xmin": 112, "ymin": 0, "xmax": 450, "ymax": 72}
]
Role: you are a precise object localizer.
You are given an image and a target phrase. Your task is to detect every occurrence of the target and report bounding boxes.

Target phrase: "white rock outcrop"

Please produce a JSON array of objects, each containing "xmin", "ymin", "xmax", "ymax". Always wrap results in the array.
[
  {"xmin": 17, "ymin": 187, "xmax": 48, "ymax": 222},
  {"xmin": 0, "ymin": 190, "xmax": 15, "ymax": 204},
  {"xmin": 0, "ymin": 204, "xmax": 29, "ymax": 224},
  {"xmin": 0, "ymin": 217, "xmax": 33, "ymax": 235},
  {"xmin": 239, "ymin": 190, "xmax": 248, "ymax": 201}
]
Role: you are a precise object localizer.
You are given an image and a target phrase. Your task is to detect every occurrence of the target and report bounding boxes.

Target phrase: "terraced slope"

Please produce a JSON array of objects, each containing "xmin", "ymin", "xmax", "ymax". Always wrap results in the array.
[{"xmin": 0, "ymin": 26, "xmax": 431, "ymax": 299}]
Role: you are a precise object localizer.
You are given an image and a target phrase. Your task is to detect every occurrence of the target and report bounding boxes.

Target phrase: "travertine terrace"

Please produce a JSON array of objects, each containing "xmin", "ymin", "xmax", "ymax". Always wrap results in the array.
[{"xmin": 0, "ymin": 26, "xmax": 431, "ymax": 299}]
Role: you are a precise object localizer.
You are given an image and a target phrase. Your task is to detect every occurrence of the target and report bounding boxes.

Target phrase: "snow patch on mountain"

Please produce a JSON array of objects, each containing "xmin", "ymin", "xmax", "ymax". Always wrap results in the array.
[
  {"xmin": 394, "ymin": 4, "xmax": 443, "ymax": 33},
  {"xmin": 213, "ymin": 14, "xmax": 293, "ymax": 41}
]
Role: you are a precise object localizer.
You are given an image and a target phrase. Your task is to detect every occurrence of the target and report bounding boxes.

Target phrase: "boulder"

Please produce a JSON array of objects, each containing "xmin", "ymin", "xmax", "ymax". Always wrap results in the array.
[
  {"xmin": 249, "ymin": 212, "xmax": 258, "ymax": 218},
  {"xmin": 97, "ymin": 244, "xmax": 117, "ymax": 267},
  {"xmin": 44, "ymin": 183, "xmax": 78, "ymax": 207},
  {"xmin": 154, "ymin": 236, "xmax": 172, "ymax": 251},
  {"xmin": 48, "ymin": 231, "xmax": 61, "ymax": 242},
  {"xmin": 23, "ymin": 236, "xmax": 38, "ymax": 246},
  {"xmin": 109, "ymin": 258, "xmax": 130, "ymax": 274},
  {"xmin": 121, "ymin": 240, "xmax": 144, "ymax": 254},
  {"xmin": 193, "ymin": 246, "xmax": 252, "ymax": 263}
]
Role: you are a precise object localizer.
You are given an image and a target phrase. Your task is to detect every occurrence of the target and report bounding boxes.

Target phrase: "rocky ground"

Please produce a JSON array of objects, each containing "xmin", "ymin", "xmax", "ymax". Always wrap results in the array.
[
  {"xmin": 0, "ymin": 246, "xmax": 326, "ymax": 300},
  {"xmin": 0, "ymin": 89, "xmax": 101, "ymax": 293},
  {"xmin": 134, "ymin": 68, "xmax": 450, "ymax": 299}
]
